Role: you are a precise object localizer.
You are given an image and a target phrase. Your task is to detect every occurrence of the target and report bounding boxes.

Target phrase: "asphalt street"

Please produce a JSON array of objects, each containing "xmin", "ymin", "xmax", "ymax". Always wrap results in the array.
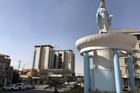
[{"xmin": 8, "ymin": 89, "xmax": 53, "ymax": 93}]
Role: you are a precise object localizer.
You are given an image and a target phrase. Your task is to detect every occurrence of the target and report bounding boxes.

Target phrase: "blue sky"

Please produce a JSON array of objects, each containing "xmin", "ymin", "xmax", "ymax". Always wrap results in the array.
[{"xmin": 0, "ymin": 0, "xmax": 140, "ymax": 74}]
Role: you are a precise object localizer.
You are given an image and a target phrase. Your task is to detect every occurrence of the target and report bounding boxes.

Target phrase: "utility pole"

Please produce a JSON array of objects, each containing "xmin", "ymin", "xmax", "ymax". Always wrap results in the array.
[{"xmin": 18, "ymin": 60, "xmax": 21, "ymax": 71}]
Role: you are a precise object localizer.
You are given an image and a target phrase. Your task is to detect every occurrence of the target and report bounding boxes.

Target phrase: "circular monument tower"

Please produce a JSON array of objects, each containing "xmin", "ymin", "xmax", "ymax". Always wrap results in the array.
[{"xmin": 75, "ymin": 0, "xmax": 137, "ymax": 93}]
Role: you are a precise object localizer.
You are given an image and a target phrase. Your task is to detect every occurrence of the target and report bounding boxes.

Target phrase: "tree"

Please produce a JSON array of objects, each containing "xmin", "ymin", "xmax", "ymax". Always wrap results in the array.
[
  {"xmin": 12, "ymin": 70, "xmax": 20, "ymax": 84},
  {"xmin": 48, "ymin": 77, "xmax": 64, "ymax": 91},
  {"xmin": 63, "ymin": 70, "xmax": 73, "ymax": 82},
  {"xmin": 26, "ymin": 76, "xmax": 33, "ymax": 84}
]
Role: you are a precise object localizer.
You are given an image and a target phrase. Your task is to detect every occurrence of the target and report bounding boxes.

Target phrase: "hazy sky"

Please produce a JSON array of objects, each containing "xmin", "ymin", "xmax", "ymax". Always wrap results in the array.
[{"xmin": 0, "ymin": 0, "xmax": 140, "ymax": 75}]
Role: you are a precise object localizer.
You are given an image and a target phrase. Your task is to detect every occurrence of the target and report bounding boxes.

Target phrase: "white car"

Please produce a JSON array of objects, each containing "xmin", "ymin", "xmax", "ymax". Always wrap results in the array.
[
  {"xmin": 3, "ymin": 84, "xmax": 19, "ymax": 91},
  {"xmin": 26, "ymin": 84, "xmax": 33, "ymax": 89},
  {"xmin": 3, "ymin": 85, "xmax": 12, "ymax": 90}
]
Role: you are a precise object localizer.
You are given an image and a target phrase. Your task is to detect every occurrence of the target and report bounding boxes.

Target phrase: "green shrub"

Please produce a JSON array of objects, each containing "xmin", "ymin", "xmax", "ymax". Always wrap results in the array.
[
  {"xmin": 0, "ymin": 89, "xmax": 8, "ymax": 93},
  {"xmin": 65, "ymin": 87, "xmax": 84, "ymax": 93}
]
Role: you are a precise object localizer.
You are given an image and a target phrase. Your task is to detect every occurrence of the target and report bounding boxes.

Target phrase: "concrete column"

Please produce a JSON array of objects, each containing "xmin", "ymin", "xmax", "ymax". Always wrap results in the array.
[
  {"xmin": 55, "ymin": 53, "xmax": 59, "ymax": 69},
  {"xmin": 113, "ymin": 49, "xmax": 122, "ymax": 93},
  {"xmin": 38, "ymin": 46, "xmax": 42, "ymax": 69},
  {"xmin": 127, "ymin": 53, "xmax": 136, "ymax": 92},
  {"xmin": 83, "ymin": 52, "xmax": 91, "ymax": 93},
  {"xmin": 32, "ymin": 50, "xmax": 36, "ymax": 76}
]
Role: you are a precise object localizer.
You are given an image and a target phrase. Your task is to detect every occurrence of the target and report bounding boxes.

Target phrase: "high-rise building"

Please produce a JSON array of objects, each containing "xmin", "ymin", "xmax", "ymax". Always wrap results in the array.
[
  {"xmin": 32, "ymin": 45, "xmax": 75, "ymax": 84},
  {"xmin": 32, "ymin": 45, "xmax": 54, "ymax": 70}
]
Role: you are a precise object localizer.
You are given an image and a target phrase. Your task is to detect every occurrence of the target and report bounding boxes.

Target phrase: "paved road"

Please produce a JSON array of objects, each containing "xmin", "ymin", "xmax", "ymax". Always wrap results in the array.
[{"xmin": 8, "ymin": 89, "xmax": 53, "ymax": 93}]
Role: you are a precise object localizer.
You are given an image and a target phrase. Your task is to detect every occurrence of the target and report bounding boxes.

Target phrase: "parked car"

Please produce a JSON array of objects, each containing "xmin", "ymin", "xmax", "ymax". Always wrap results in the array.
[
  {"xmin": 26, "ymin": 84, "xmax": 33, "ymax": 89},
  {"xmin": 16, "ymin": 83, "xmax": 27, "ymax": 90},
  {"xmin": 3, "ymin": 85, "xmax": 11, "ymax": 90},
  {"xmin": 3, "ymin": 84, "xmax": 19, "ymax": 91}
]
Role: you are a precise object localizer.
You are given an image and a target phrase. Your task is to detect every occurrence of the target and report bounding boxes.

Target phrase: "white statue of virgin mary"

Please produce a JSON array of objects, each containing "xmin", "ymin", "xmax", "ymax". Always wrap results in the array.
[{"xmin": 96, "ymin": 0, "xmax": 112, "ymax": 33}]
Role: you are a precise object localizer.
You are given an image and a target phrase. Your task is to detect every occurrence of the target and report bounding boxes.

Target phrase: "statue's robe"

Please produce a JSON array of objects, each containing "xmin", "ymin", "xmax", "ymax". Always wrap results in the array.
[{"xmin": 96, "ymin": 7, "xmax": 112, "ymax": 33}]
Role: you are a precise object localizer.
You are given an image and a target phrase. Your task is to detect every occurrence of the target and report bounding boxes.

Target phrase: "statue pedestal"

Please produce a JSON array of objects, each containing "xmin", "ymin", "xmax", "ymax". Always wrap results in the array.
[
  {"xmin": 91, "ymin": 69, "xmax": 115, "ymax": 92},
  {"xmin": 91, "ymin": 49, "xmax": 115, "ymax": 92}
]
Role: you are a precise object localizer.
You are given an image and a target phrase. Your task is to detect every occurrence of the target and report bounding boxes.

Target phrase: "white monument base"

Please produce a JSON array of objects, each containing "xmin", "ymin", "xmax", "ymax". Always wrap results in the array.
[
  {"xmin": 75, "ymin": 32, "xmax": 137, "ymax": 93},
  {"xmin": 91, "ymin": 69, "xmax": 115, "ymax": 92},
  {"xmin": 91, "ymin": 49, "xmax": 115, "ymax": 92}
]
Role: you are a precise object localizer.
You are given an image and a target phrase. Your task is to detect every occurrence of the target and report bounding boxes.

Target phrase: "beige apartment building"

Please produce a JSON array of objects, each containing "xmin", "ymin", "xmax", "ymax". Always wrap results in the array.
[
  {"xmin": 0, "ymin": 54, "xmax": 13, "ymax": 86},
  {"xmin": 117, "ymin": 28, "xmax": 140, "ymax": 89},
  {"xmin": 32, "ymin": 45, "xmax": 75, "ymax": 84}
]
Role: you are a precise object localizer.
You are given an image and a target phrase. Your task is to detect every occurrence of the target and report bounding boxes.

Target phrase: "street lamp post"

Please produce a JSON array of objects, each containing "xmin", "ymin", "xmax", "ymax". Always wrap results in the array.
[{"xmin": 18, "ymin": 60, "xmax": 21, "ymax": 72}]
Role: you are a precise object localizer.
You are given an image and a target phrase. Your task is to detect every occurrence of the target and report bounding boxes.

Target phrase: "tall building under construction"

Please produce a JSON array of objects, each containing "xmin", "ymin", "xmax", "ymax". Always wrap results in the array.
[{"xmin": 32, "ymin": 45, "xmax": 75, "ymax": 84}]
